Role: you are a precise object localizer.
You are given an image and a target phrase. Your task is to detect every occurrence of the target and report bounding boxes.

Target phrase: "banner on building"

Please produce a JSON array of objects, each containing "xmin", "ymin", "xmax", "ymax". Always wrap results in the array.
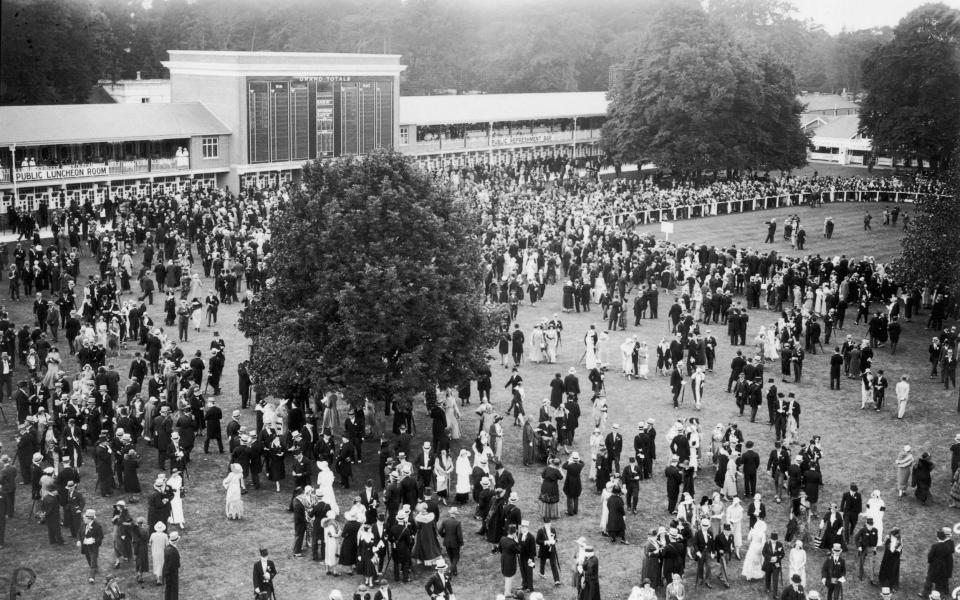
[{"xmin": 14, "ymin": 165, "xmax": 109, "ymax": 183}]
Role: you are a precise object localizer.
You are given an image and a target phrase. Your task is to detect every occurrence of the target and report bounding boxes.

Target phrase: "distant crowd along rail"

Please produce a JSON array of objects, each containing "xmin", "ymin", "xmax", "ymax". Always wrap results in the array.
[{"xmin": 605, "ymin": 189, "xmax": 955, "ymax": 226}]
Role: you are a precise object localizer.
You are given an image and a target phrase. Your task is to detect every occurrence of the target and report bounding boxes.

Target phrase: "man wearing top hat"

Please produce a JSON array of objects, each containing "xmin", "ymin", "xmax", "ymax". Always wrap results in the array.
[
  {"xmin": 79, "ymin": 508, "xmax": 104, "ymax": 582},
  {"xmin": 579, "ymin": 544, "xmax": 600, "ymax": 600},
  {"xmin": 163, "ymin": 530, "xmax": 181, "ymax": 599},
  {"xmin": 253, "ymin": 547, "xmax": 278, "ymax": 600},
  {"xmin": 820, "ymin": 543, "xmax": 846, "ymax": 600}
]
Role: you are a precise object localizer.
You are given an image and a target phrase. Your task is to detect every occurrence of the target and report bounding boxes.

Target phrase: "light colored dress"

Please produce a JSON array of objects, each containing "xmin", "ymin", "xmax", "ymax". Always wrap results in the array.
[
  {"xmin": 323, "ymin": 521, "xmax": 339, "ymax": 567},
  {"xmin": 788, "ymin": 547, "xmax": 807, "ymax": 586},
  {"xmin": 222, "ymin": 471, "xmax": 244, "ymax": 519},
  {"xmin": 454, "ymin": 455, "xmax": 472, "ymax": 495},
  {"xmin": 599, "ymin": 484, "xmax": 613, "ymax": 531},
  {"xmin": 621, "ymin": 341, "xmax": 634, "ymax": 373},
  {"xmin": 725, "ymin": 502, "xmax": 744, "ymax": 551},
  {"xmin": 316, "ymin": 468, "xmax": 339, "ymax": 515},
  {"xmin": 444, "ymin": 396, "xmax": 461, "ymax": 440},
  {"xmin": 149, "ymin": 531, "xmax": 168, "ymax": 579},
  {"xmin": 167, "ymin": 474, "xmax": 185, "ymax": 526},
  {"xmin": 741, "ymin": 521, "xmax": 767, "ymax": 580}
]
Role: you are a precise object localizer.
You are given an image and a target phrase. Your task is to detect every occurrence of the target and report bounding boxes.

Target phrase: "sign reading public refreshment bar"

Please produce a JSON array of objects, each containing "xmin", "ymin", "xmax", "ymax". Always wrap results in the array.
[
  {"xmin": 15, "ymin": 165, "xmax": 109, "ymax": 182},
  {"xmin": 491, "ymin": 134, "xmax": 556, "ymax": 147}
]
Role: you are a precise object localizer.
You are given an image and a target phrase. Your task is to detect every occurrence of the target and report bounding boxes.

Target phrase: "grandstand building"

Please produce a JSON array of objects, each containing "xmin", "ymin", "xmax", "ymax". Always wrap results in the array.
[{"xmin": 1, "ymin": 51, "xmax": 885, "ymax": 217}]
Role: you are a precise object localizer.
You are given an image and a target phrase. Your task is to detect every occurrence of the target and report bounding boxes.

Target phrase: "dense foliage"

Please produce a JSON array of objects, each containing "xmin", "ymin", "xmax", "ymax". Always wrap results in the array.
[
  {"xmin": 892, "ymin": 139, "xmax": 960, "ymax": 301},
  {"xmin": 859, "ymin": 3, "xmax": 960, "ymax": 172},
  {"xmin": 237, "ymin": 150, "xmax": 497, "ymax": 405},
  {"xmin": 602, "ymin": 0, "xmax": 809, "ymax": 174},
  {"xmin": 1, "ymin": 0, "xmax": 890, "ymax": 104}
]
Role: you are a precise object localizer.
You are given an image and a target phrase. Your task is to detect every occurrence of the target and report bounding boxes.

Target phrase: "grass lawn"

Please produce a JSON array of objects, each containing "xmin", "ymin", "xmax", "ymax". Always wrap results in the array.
[{"xmin": 1, "ymin": 200, "xmax": 957, "ymax": 600}]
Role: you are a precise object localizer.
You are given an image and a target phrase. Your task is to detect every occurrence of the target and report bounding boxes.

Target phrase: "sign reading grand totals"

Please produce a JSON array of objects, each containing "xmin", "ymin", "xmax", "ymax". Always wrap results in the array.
[{"xmin": 15, "ymin": 165, "xmax": 109, "ymax": 182}]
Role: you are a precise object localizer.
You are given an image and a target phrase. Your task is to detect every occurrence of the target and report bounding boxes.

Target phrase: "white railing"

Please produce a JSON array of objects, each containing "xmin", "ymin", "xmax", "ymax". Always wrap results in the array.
[{"xmin": 603, "ymin": 190, "xmax": 954, "ymax": 227}]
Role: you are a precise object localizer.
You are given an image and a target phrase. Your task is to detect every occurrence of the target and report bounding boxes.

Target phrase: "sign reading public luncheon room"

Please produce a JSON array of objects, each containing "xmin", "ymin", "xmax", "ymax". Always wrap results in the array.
[{"xmin": 15, "ymin": 165, "xmax": 109, "ymax": 182}]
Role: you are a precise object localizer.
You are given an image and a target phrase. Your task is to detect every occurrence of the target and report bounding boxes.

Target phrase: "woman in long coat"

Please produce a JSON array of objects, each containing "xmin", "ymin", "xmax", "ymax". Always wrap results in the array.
[
  {"xmin": 122, "ymin": 449, "xmax": 141, "ymax": 493},
  {"xmin": 356, "ymin": 524, "xmax": 379, "ymax": 587},
  {"xmin": 912, "ymin": 453, "xmax": 934, "ymax": 505},
  {"xmin": 266, "ymin": 435, "xmax": 286, "ymax": 492},
  {"xmin": 641, "ymin": 528, "xmax": 664, "ymax": 589},
  {"xmin": 539, "ymin": 458, "xmax": 564, "ymax": 520},
  {"xmin": 895, "ymin": 445, "xmax": 915, "ymax": 498},
  {"xmin": 411, "ymin": 503, "xmax": 442, "ymax": 565},
  {"xmin": 877, "ymin": 528, "xmax": 902, "ymax": 590},
  {"xmin": 339, "ymin": 509, "xmax": 363, "ymax": 570}
]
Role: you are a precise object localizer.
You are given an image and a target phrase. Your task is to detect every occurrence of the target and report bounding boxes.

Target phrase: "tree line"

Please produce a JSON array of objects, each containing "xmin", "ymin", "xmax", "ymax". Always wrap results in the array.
[{"xmin": 1, "ymin": 0, "xmax": 891, "ymax": 105}]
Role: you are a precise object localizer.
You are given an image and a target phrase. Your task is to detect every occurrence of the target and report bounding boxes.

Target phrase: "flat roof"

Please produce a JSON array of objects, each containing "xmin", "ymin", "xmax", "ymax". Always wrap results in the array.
[
  {"xmin": 0, "ymin": 102, "xmax": 230, "ymax": 147},
  {"xmin": 399, "ymin": 91, "xmax": 608, "ymax": 126},
  {"xmin": 164, "ymin": 50, "xmax": 406, "ymax": 77},
  {"xmin": 811, "ymin": 114, "xmax": 862, "ymax": 140},
  {"xmin": 800, "ymin": 94, "xmax": 859, "ymax": 112}
]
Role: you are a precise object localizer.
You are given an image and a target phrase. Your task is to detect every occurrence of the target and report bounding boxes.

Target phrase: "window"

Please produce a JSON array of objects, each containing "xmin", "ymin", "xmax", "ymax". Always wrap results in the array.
[
  {"xmin": 201, "ymin": 137, "xmax": 219, "ymax": 159},
  {"xmin": 141, "ymin": 97, "xmax": 151, "ymax": 103},
  {"xmin": 399, "ymin": 126, "xmax": 409, "ymax": 146}
]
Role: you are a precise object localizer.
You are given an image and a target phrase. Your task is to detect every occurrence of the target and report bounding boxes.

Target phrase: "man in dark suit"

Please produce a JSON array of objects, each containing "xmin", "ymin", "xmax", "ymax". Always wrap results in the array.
[
  {"xmin": 739, "ymin": 441, "xmax": 761, "ymax": 496},
  {"xmin": 670, "ymin": 364, "xmax": 684, "ymax": 408},
  {"xmin": 79, "ymin": 508, "xmax": 104, "ymax": 583},
  {"xmin": 563, "ymin": 368, "xmax": 580, "ymax": 402},
  {"xmin": 494, "ymin": 463, "xmax": 515, "ymax": 497},
  {"xmin": 664, "ymin": 457, "xmax": 683, "ymax": 513},
  {"xmin": 767, "ymin": 441, "xmax": 790, "ymax": 503},
  {"xmin": 604, "ymin": 425, "xmax": 623, "ymax": 472},
  {"xmin": 747, "ymin": 493, "xmax": 766, "ymax": 528},
  {"xmin": 839, "ymin": 483, "xmax": 862, "ymax": 545},
  {"xmin": 536, "ymin": 518, "xmax": 561, "ymax": 586},
  {"xmin": 518, "ymin": 520, "xmax": 537, "ymax": 592},
  {"xmin": 252, "ymin": 548, "xmax": 278, "ymax": 600},
  {"xmin": 781, "ymin": 573, "xmax": 805, "ymax": 600},
  {"xmin": 437, "ymin": 507, "xmax": 463, "ymax": 576},
  {"xmin": 821, "ymin": 543, "xmax": 846, "ymax": 600},
  {"xmin": 763, "ymin": 532, "xmax": 785, "ymax": 599},
  {"xmin": 728, "ymin": 351, "xmax": 746, "ymax": 392},
  {"xmin": 424, "ymin": 559, "xmax": 455, "ymax": 599},
  {"xmin": 414, "ymin": 442, "xmax": 435, "ymax": 491},
  {"xmin": 922, "ymin": 527, "xmax": 955, "ymax": 597},
  {"xmin": 693, "ymin": 518, "xmax": 714, "ymax": 589},
  {"xmin": 511, "ymin": 324, "xmax": 524, "ymax": 366}
]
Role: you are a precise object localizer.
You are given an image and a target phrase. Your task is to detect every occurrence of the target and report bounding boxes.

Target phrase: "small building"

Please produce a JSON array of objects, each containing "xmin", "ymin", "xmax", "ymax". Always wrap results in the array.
[{"xmin": 808, "ymin": 114, "xmax": 872, "ymax": 165}]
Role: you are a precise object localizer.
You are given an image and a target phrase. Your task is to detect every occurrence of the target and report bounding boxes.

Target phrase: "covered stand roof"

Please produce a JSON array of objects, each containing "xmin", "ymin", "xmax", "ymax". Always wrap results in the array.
[
  {"xmin": 399, "ymin": 91, "xmax": 609, "ymax": 126},
  {"xmin": 0, "ymin": 102, "xmax": 230, "ymax": 147}
]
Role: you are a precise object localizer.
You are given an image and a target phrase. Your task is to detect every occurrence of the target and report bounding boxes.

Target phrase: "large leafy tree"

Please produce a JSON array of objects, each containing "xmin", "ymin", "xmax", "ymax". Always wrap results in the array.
[
  {"xmin": 891, "ymin": 138, "xmax": 960, "ymax": 299},
  {"xmin": 859, "ymin": 3, "xmax": 960, "ymax": 172},
  {"xmin": 238, "ymin": 150, "xmax": 497, "ymax": 406},
  {"xmin": 0, "ymin": 0, "xmax": 111, "ymax": 104},
  {"xmin": 602, "ymin": 0, "xmax": 808, "ymax": 175}
]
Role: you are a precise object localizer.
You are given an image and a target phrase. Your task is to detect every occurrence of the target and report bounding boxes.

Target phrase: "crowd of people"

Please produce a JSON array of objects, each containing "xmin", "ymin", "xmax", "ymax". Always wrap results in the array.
[{"xmin": 0, "ymin": 160, "xmax": 956, "ymax": 600}]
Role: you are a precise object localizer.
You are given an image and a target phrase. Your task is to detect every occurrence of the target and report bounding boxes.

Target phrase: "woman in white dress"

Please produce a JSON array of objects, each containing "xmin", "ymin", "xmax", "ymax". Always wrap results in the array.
[
  {"xmin": 149, "ymin": 522, "xmax": 168, "ymax": 584},
  {"xmin": 621, "ymin": 337, "xmax": 635, "ymax": 377},
  {"xmin": 592, "ymin": 396, "xmax": 608, "ymax": 431},
  {"xmin": 596, "ymin": 330, "xmax": 609, "ymax": 367},
  {"xmin": 322, "ymin": 511, "xmax": 340, "ymax": 575},
  {"xmin": 637, "ymin": 342, "xmax": 650, "ymax": 379},
  {"xmin": 725, "ymin": 497, "xmax": 744, "ymax": 558},
  {"xmin": 599, "ymin": 481, "xmax": 613, "ymax": 534},
  {"xmin": 742, "ymin": 518, "xmax": 768, "ymax": 580},
  {"xmin": 755, "ymin": 327, "xmax": 769, "ymax": 362},
  {"xmin": 316, "ymin": 461, "xmax": 339, "ymax": 515},
  {"xmin": 454, "ymin": 449, "xmax": 472, "ymax": 504},
  {"xmin": 41, "ymin": 348, "xmax": 61, "ymax": 390},
  {"xmin": 433, "ymin": 449, "xmax": 454, "ymax": 504},
  {"xmin": 222, "ymin": 463, "xmax": 245, "ymax": 520},
  {"xmin": 584, "ymin": 331, "xmax": 599, "ymax": 371},
  {"xmin": 865, "ymin": 490, "xmax": 885, "ymax": 545},
  {"xmin": 444, "ymin": 394, "xmax": 461, "ymax": 440},
  {"xmin": 543, "ymin": 326, "xmax": 559, "ymax": 363},
  {"xmin": 530, "ymin": 326, "xmax": 545, "ymax": 364},
  {"xmin": 167, "ymin": 470, "xmax": 185, "ymax": 528},
  {"xmin": 723, "ymin": 451, "xmax": 741, "ymax": 499},
  {"xmin": 588, "ymin": 428, "xmax": 603, "ymax": 480},
  {"xmin": 765, "ymin": 327, "xmax": 780, "ymax": 361},
  {"xmin": 788, "ymin": 539, "xmax": 807, "ymax": 586}
]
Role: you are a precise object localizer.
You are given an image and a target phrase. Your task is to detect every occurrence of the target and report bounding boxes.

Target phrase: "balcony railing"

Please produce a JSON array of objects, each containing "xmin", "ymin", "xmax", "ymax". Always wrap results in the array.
[
  {"xmin": 404, "ymin": 128, "xmax": 602, "ymax": 154},
  {"xmin": 0, "ymin": 157, "xmax": 193, "ymax": 185}
]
